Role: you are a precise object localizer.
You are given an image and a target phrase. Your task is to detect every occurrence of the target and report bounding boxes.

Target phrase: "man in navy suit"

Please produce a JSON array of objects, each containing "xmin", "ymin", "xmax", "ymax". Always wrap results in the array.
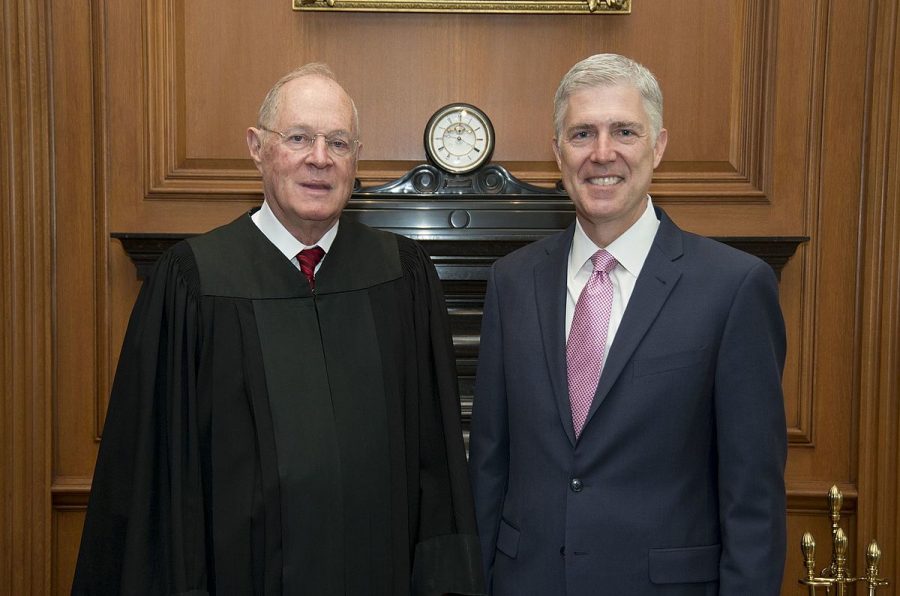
[{"xmin": 468, "ymin": 54, "xmax": 787, "ymax": 594}]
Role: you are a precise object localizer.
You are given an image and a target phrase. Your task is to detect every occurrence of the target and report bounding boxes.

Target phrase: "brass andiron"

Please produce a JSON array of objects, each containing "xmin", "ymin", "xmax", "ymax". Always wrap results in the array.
[{"xmin": 799, "ymin": 485, "xmax": 889, "ymax": 594}]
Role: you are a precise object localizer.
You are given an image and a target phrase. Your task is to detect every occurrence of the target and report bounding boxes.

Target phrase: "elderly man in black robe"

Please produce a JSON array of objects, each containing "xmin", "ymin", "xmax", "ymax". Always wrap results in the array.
[{"xmin": 72, "ymin": 63, "xmax": 485, "ymax": 596}]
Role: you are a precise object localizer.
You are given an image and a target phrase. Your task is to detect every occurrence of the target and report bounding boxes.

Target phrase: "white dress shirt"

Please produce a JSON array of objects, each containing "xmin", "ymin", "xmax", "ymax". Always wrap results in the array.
[
  {"xmin": 251, "ymin": 201, "xmax": 338, "ymax": 274},
  {"xmin": 565, "ymin": 198, "xmax": 661, "ymax": 360}
]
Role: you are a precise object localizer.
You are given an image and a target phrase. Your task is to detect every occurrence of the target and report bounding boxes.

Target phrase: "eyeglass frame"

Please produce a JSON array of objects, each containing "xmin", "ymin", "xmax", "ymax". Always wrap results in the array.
[{"xmin": 257, "ymin": 125, "xmax": 360, "ymax": 158}]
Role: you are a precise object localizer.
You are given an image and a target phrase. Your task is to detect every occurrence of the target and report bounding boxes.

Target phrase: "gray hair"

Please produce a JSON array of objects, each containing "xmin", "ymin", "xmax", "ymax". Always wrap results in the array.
[
  {"xmin": 256, "ymin": 63, "xmax": 360, "ymax": 136},
  {"xmin": 553, "ymin": 53, "xmax": 663, "ymax": 141}
]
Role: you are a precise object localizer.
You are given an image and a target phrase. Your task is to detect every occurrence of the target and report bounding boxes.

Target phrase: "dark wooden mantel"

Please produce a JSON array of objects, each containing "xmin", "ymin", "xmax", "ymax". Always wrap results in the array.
[{"xmin": 113, "ymin": 164, "xmax": 807, "ymax": 429}]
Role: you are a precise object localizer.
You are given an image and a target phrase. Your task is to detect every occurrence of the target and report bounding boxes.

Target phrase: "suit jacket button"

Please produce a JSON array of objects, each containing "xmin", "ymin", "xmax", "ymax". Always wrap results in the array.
[{"xmin": 570, "ymin": 478, "xmax": 583, "ymax": 492}]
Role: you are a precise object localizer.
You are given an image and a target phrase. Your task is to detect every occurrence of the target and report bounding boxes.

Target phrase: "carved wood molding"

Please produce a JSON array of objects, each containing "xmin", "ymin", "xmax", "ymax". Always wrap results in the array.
[
  {"xmin": 855, "ymin": 0, "xmax": 900, "ymax": 582},
  {"xmin": 143, "ymin": 0, "xmax": 776, "ymax": 200},
  {"xmin": 124, "ymin": 163, "xmax": 808, "ymax": 270},
  {"xmin": 112, "ymin": 221, "xmax": 807, "ymax": 281},
  {"xmin": 1, "ymin": 0, "xmax": 53, "ymax": 593},
  {"xmin": 787, "ymin": 482, "xmax": 859, "ymax": 514},
  {"xmin": 785, "ymin": 0, "xmax": 831, "ymax": 453}
]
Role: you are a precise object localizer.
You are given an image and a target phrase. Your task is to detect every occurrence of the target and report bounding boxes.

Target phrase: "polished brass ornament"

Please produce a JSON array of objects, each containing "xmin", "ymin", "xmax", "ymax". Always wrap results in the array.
[{"xmin": 799, "ymin": 485, "xmax": 889, "ymax": 595}]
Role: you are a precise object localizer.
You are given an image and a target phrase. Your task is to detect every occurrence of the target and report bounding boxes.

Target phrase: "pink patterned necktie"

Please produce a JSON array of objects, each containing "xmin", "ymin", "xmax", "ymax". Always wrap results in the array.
[
  {"xmin": 297, "ymin": 246, "xmax": 325, "ymax": 290},
  {"xmin": 567, "ymin": 249, "xmax": 618, "ymax": 438}
]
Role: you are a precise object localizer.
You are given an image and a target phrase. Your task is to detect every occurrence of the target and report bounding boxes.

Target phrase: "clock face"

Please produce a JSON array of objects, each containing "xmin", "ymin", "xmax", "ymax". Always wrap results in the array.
[{"xmin": 424, "ymin": 103, "xmax": 495, "ymax": 174}]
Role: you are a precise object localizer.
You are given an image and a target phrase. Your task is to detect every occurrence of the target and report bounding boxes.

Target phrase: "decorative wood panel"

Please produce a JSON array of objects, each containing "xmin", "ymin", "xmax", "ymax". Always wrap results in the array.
[
  {"xmin": 856, "ymin": 0, "xmax": 900, "ymax": 585},
  {"xmin": 15, "ymin": 0, "xmax": 894, "ymax": 593},
  {"xmin": 145, "ymin": 0, "xmax": 776, "ymax": 200},
  {"xmin": 1, "ymin": 1, "xmax": 53, "ymax": 595}
]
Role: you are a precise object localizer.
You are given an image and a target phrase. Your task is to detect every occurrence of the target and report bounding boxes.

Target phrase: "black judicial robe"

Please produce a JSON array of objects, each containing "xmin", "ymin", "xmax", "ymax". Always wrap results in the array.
[{"xmin": 72, "ymin": 214, "xmax": 485, "ymax": 596}]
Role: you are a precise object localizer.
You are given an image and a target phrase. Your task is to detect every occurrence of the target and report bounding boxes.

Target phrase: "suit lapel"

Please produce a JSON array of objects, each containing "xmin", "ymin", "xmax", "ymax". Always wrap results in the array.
[
  {"xmin": 533, "ymin": 226, "xmax": 578, "ymax": 446},
  {"xmin": 582, "ymin": 210, "xmax": 685, "ymax": 432}
]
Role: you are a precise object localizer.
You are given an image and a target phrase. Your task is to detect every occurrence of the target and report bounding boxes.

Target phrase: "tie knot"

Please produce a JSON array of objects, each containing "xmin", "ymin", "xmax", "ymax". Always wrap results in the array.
[
  {"xmin": 297, "ymin": 246, "xmax": 325, "ymax": 289},
  {"xmin": 591, "ymin": 249, "xmax": 618, "ymax": 275}
]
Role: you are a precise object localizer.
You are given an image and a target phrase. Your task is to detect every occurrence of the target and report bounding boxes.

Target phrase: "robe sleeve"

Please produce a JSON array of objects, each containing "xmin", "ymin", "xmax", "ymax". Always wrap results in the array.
[
  {"xmin": 72, "ymin": 242, "xmax": 209, "ymax": 596},
  {"xmin": 399, "ymin": 238, "xmax": 486, "ymax": 596}
]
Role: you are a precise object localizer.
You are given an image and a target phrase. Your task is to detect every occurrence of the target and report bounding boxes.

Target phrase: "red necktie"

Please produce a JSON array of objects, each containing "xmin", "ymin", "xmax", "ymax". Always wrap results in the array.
[
  {"xmin": 567, "ymin": 249, "xmax": 618, "ymax": 438},
  {"xmin": 297, "ymin": 246, "xmax": 325, "ymax": 290}
]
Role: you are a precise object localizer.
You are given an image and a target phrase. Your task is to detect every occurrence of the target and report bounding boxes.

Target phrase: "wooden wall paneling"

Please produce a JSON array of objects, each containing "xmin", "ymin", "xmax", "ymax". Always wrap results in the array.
[
  {"xmin": 663, "ymin": 0, "xmax": 811, "ymax": 237},
  {"xmin": 857, "ymin": 0, "xmax": 900, "ymax": 586},
  {"xmin": 1, "ymin": 0, "xmax": 53, "ymax": 594},
  {"xmin": 48, "ymin": 0, "xmax": 112, "ymax": 591},
  {"xmin": 51, "ymin": 0, "xmax": 101, "ymax": 480},
  {"xmin": 53, "ymin": 510, "xmax": 89, "ymax": 596},
  {"xmin": 777, "ymin": 249, "xmax": 807, "ymax": 446},
  {"xmin": 146, "ymin": 0, "xmax": 263, "ymax": 198},
  {"xmin": 130, "ymin": 0, "xmax": 787, "ymax": 232},
  {"xmin": 38, "ymin": 0, "xmax": 894, "ymax": 592},
  {"xmin": 783, "ymin": 0, "xmax": 829, "ymax": 450},
  {"xmin": 779, "ymin": 0, "xmax": 862, "ymax": 474},
  {"xmin": 652, "ymin": 0, "xmax": 767, "ymax": 201},
  {"xmin": 154, "ymin": 0, "xmax": 781, "ymax": 196},
  {"xmin": 778, "ymin": 0, "xmax": 835, "ymax": 464},
  {"xmin": 805, "ymin": 0, "xmax": 870, "ymax": 482},
  {"xmin": 780, "ymin": 2, "xmax": 872, "ymax": 590},
  {"xmin": 782, "ymin": 0, "xmax": 896, "ymax": 591}
]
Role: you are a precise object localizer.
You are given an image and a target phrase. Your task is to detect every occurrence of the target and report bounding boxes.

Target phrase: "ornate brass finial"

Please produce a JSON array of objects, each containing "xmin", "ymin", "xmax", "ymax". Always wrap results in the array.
[
  {"xmin": 867, "ymin": 540, "xmax": 882, "ymax": 569},
  {"xmin": 800, "ymin": 531, "xmax": 834, "ymax": 594},
  {"xmin": 801, "ymin": 533, "xmax": 818, "ymax": 580},
  {"xmin": 862, "ymin": 540, "xmax": 890, "ymax": 593},
  {"xmin": 799, "ymin": 485, "xmax": 890, "ymax": 594},
  {"xmin": 833, "ymin": 527, "xmax": 849, "ymax": 581},
  {"xmin": 828, "ymin": 485, "xmax": 843, "ymax": 527}
]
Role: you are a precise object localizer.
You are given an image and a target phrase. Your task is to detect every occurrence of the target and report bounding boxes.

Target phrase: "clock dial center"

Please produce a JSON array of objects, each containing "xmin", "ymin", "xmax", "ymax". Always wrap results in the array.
[
  {"xmin": 440, "ymin": 122, "xmax": 477, "ymax": 155},
  {"xmin": 424, "ymin": 103, "xmax": 495, "ymax": 174}
]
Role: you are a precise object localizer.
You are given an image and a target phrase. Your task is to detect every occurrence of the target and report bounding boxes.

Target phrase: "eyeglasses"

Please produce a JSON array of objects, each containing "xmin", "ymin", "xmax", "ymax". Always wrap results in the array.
[{"xmin": 259, "ymin": 126, "xmax": 359, "ymax": 158}]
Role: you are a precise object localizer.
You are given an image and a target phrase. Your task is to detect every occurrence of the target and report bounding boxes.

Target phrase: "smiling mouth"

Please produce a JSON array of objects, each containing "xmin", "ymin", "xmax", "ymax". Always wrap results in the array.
[{"xmin": 586, "ymin": 175, "xmax": 623, "ymax": 186}]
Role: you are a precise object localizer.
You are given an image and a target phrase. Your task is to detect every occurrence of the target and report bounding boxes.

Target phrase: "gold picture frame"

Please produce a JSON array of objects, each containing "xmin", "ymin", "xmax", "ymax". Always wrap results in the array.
[{"xmin": 293, "ymin": 0, "xmax": 630, "ymax": 14}]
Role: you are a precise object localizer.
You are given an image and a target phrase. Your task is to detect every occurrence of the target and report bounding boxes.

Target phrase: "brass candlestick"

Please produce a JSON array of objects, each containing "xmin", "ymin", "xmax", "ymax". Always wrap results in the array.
[{"xmin": 799, "ymin": 485, "xmax": 889, "ymax": 594}]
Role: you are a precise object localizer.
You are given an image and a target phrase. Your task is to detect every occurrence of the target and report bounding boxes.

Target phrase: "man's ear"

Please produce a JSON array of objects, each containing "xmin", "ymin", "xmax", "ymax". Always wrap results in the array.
[
  {"xmin": 551, "ymin": 138, "xmax": 562, "ymax": 170},
  {"xmin": 652, "ymin": 128, "xmax": 668, "ymax": 168},
  {"xmin": 246, "ymin": 127, "xmax": 264, "ymax": 167}
]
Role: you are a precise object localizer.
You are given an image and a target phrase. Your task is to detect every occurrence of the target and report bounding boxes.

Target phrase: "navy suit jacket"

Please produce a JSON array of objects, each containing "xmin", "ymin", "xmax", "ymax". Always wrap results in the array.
[{"xmin": 469, "ymin": 208, "xmax": 787, "ymax": 595}]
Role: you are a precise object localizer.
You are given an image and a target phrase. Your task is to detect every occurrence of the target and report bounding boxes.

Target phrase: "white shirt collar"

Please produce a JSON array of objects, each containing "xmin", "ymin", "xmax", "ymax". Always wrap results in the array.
[
  {"xmin": 569, "ymin": 197, "xmax": 660, "ymax": 279},
  {"xmin": 251, "ymin": 200, "xmax": 339, "ymax": 260}
]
